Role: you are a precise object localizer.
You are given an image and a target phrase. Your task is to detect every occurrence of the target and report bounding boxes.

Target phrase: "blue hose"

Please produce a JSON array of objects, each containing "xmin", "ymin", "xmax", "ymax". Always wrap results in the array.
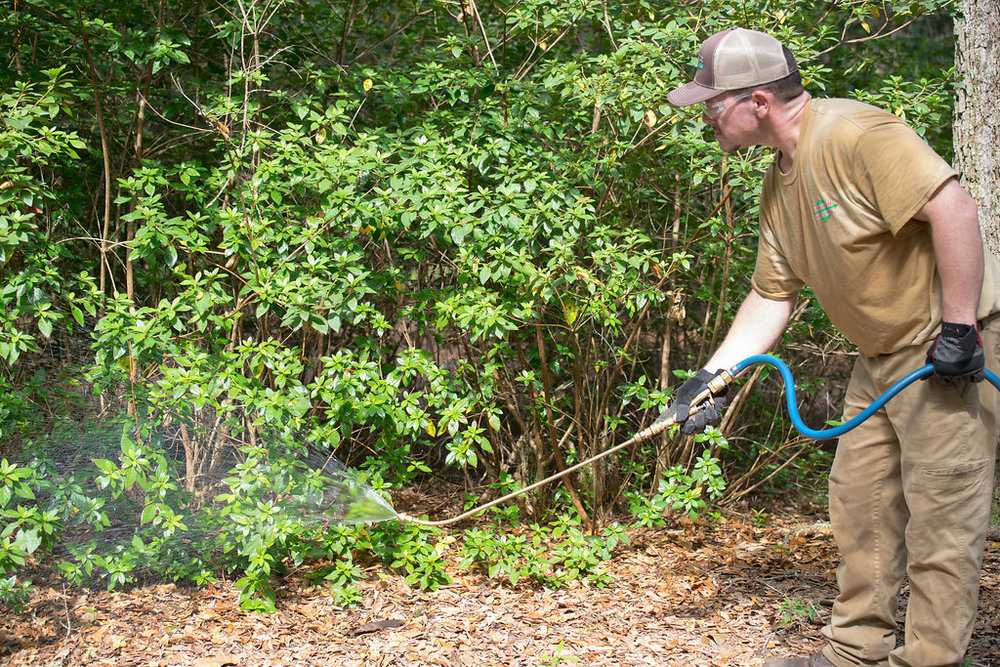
[{"xmin": 731, "ymin": 354, "xmax": 1000, "ymax": 439}]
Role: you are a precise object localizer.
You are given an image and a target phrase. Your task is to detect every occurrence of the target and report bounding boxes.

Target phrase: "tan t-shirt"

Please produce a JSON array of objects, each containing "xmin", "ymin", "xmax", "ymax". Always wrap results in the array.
[{"xmin": 752, "ymin": 98, "xmax": 1000, "ymax": 357}]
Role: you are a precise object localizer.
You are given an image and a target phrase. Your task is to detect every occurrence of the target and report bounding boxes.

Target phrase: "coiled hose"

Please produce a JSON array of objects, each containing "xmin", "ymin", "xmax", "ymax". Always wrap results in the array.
[
  {"xmin": 735, "ymin": 354, "xmax": 1000, "ymax": 439},
  {"xmin": 397, "ymin": 355, "xmax": 1000, "ymax": 526}
]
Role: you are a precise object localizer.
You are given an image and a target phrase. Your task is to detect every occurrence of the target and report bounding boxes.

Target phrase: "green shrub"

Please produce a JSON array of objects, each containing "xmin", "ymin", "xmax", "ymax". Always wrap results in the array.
[{"xmin": 0, "ymin": 0, "xmax": 959, "ymax": 609}]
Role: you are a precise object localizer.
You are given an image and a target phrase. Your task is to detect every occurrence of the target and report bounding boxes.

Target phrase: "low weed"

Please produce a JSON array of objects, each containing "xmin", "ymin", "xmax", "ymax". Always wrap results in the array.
[
  {"xmin": 776, "ymin": 597, "xmax": 820, "ymax": 628},
  {"xmin": 460, "ymin": 515, "xmax": 628, "ymax": 589},
  {"xmin": 626, "ymin": 448, "xmax": 726, "ymax": 527}
]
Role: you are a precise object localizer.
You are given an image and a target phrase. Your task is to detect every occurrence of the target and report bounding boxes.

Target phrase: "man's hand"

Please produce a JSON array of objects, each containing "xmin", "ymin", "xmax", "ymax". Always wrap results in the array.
[
  {"xmin": 925, "ymin": 321, "xmax": 985, "ymax": 382},
  {"xmin": 655, "ymin": 369, "xmax": 729, "ymax": 434}
]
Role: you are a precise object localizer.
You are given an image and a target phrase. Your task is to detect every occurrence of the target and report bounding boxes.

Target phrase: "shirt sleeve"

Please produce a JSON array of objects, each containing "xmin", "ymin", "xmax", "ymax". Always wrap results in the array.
[
  {"xmin": 751, "ymin": 178, "xmax": 805, "ymax": 300},
  {"xmin": 855, "ymin": 117, "xmax": 956, "ymax": 234}
]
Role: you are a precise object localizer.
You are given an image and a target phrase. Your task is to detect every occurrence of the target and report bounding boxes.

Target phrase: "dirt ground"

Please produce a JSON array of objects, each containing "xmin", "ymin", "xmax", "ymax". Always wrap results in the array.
[{"xmin": 2, "ymin": 503, "xmax": 999, "ymax": 667}]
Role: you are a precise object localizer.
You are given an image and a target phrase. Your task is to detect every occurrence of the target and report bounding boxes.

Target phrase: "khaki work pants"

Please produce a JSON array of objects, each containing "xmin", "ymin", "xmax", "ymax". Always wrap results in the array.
[{"xmin": 821, "ymin": 316, "xmax": 1000, "ymax": 667}]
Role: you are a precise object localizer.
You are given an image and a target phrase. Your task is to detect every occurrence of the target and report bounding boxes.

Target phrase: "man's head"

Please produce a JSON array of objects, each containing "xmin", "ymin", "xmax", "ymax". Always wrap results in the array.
[
  {"xmin": 667, "ymin": 27, "xmax": 802, "ymax": 107},
  {"xmin": 668, "ymin": 28, "xmax": 807, "ymax": 153}
]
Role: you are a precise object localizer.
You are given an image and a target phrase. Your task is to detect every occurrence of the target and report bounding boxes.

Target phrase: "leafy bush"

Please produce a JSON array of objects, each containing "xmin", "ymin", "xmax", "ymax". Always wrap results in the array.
[{"xmin": 0, "ymin": 0, "xmax": 960, "ymax": 609}]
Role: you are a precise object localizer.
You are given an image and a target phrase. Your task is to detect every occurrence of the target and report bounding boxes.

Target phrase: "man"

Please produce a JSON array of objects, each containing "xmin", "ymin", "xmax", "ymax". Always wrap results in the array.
[{"xmin": 661, "ymin": 27, "xmax": 1000, "ymax": 667}]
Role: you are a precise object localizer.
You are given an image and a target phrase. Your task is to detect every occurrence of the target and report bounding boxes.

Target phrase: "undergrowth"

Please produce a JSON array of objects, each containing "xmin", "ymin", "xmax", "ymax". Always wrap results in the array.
[{"xmin": 0, "ymin": 418, "xmax": 729, "ymax": 612}]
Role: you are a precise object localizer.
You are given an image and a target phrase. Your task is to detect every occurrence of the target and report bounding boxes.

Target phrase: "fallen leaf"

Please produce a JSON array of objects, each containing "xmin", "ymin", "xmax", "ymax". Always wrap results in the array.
[{"xmin": 347, "ymin": 618, "xmax": 405, "ymax": 637}]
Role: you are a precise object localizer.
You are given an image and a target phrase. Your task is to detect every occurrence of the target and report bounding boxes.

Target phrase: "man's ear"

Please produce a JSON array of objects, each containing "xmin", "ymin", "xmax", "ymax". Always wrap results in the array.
[{"xmin": 750, "ymin": 90, "xmax": 769, "ymax": 118}]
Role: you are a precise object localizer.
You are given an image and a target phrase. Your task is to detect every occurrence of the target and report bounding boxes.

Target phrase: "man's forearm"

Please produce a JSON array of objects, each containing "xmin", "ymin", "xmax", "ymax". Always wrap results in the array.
[
  {"xmin": 932, "ymin": 216, "xmax": 983, "ymax": 325},
  {"xmin": 919, "ymin": 178, "xmax": 983, "ymax": 326}
]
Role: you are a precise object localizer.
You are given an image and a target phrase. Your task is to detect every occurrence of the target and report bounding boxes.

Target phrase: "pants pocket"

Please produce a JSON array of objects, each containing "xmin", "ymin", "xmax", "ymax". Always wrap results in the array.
[{"xmin": 912, "ymin": 458, "xmax": 990, "ymax": 491}]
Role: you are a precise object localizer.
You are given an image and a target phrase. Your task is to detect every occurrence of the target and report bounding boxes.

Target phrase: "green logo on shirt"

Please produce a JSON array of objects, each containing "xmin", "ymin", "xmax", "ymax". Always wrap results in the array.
[{"xmin": 813, "ymin": 199, "xmax": 838, "ymax": 222}]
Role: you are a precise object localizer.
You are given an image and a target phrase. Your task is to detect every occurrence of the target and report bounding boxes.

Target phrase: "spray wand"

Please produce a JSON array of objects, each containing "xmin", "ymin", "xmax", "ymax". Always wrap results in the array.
[
  {"xmin": 395, "ymin": 355, "xmax": 1000, "ymax": 528},
  {"xmin": 396, "ymin": 371, "xmax": 735, "ymax": 527}
]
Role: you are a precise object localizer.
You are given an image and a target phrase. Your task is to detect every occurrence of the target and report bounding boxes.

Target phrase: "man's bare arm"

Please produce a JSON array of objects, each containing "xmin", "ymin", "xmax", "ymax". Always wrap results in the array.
[{"xmin": 915, "ymin": 177, "xmax": 983, "ymax": 326}]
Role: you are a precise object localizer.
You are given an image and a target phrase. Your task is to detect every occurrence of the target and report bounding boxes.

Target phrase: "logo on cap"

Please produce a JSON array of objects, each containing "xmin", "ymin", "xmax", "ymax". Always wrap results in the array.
[{"xmin": 696, "ymin": 54, "xmax": 705, "ymax": 71}]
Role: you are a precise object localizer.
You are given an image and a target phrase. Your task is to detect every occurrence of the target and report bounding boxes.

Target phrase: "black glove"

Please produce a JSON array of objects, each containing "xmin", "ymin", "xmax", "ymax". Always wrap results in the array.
[
  {"xmin": 655, "ymin": 368, "xmax": 729, "ymax": 434},
  {"xmin": 925, "ymin": 321, "xmax": 985, "ymax": 383}
]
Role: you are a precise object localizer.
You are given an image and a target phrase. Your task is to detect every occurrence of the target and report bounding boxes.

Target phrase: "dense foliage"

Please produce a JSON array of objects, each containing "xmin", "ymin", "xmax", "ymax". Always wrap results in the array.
[{"xmin": 1, "ymin": 0, "xmax": 956, "ymax": 610}]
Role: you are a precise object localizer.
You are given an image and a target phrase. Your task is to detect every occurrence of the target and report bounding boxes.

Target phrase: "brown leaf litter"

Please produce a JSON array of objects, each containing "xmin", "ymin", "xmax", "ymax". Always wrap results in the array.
[{"xmin": 2, "ymin": 504, "xmax": 998, "ymax": 666}]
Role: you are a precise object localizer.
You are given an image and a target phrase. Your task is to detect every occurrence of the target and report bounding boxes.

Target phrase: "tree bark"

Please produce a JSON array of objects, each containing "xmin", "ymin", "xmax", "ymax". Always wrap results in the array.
[
  {"xmin": 954, "ymin": 0, "xmax": 1000, "ymax": 528},
  {"xmin": 955, "ymin": 0, "xmax": 1000, "ymax": 256}
]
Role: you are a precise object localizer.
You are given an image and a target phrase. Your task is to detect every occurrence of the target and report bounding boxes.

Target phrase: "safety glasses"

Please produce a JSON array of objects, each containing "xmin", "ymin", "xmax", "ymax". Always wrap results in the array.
[{"xmin": 702, "ymin": 91, "xmax": 754, "ymax": 119}]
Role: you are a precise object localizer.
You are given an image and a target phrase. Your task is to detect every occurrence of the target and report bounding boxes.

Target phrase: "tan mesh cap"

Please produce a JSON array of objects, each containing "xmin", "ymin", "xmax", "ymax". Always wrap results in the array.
[{"xmin": 667, "ymin": 28, "xmax": 794, "ymax": 106}]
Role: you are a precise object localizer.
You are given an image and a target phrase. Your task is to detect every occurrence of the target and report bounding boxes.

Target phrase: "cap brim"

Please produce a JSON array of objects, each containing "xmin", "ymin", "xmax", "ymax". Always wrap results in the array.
[{"xmin": 666, "ymin": 81, "xmax": 722, "ymax": 107}]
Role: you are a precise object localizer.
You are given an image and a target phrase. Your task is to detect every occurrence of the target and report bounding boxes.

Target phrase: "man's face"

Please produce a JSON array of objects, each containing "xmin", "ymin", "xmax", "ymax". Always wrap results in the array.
[{"xmin": 702, "ymin": 90, "xmax": 756, "ymax": 153}]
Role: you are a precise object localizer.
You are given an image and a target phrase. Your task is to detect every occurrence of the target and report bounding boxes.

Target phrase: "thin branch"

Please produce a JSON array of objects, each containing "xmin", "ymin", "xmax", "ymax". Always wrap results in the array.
[
  {"xmin": 814, "ymin": 15, "xmax": 923, "ymax": 58},
  {"xmin": 348, "ymin": 9, "xmax": 435, "ymax": 66},
  {"xmin": 76, "ymin": 12, "xmax": 114, "ymax": 298},
  {"xmin": 468, "ymin": 0, "xmax": 499, "ymax": 72}
]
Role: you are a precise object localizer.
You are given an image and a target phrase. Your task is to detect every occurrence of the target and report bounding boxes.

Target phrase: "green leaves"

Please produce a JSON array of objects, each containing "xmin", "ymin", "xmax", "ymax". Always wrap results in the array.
[
  {"xmin": 0, "ymin": 458, "xmax": 64, "ymax": 577},
  {"xmin": 460, "ymin": 518, "xmax": 627, "ymax": 589},
  {"xmin": 0, "ymin": 0, "xmax": 963, "ymax": 612},
  {"xmin": 370, "ymin": 523, "xmax": 451, "ymax": 591},
  {"xmin": 0, "ymin": 459, "xmax": 35, "ymax": 509}
]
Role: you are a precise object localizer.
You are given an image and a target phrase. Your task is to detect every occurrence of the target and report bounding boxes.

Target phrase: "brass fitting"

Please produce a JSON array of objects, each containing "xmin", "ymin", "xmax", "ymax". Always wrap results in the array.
[{"xmin": 707, "ymin": 369, "xmax": 735, "ymax": 394}]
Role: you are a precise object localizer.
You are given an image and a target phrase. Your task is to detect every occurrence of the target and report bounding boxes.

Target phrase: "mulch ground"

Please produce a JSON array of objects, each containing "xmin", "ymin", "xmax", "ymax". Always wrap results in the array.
[{"xmin": 3, "ymin": 502, "xmax": 999, "ymax": 667}]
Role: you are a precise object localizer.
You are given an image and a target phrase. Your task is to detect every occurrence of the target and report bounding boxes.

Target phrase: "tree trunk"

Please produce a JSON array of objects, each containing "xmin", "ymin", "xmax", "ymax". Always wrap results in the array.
[
  {"xmin": 955, "ymin": 1, "xmax": 1000, "ymax": 255},
  {"xmin": 954, "ymin": 0, "xmax": 1000, "ymax": 528}
]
